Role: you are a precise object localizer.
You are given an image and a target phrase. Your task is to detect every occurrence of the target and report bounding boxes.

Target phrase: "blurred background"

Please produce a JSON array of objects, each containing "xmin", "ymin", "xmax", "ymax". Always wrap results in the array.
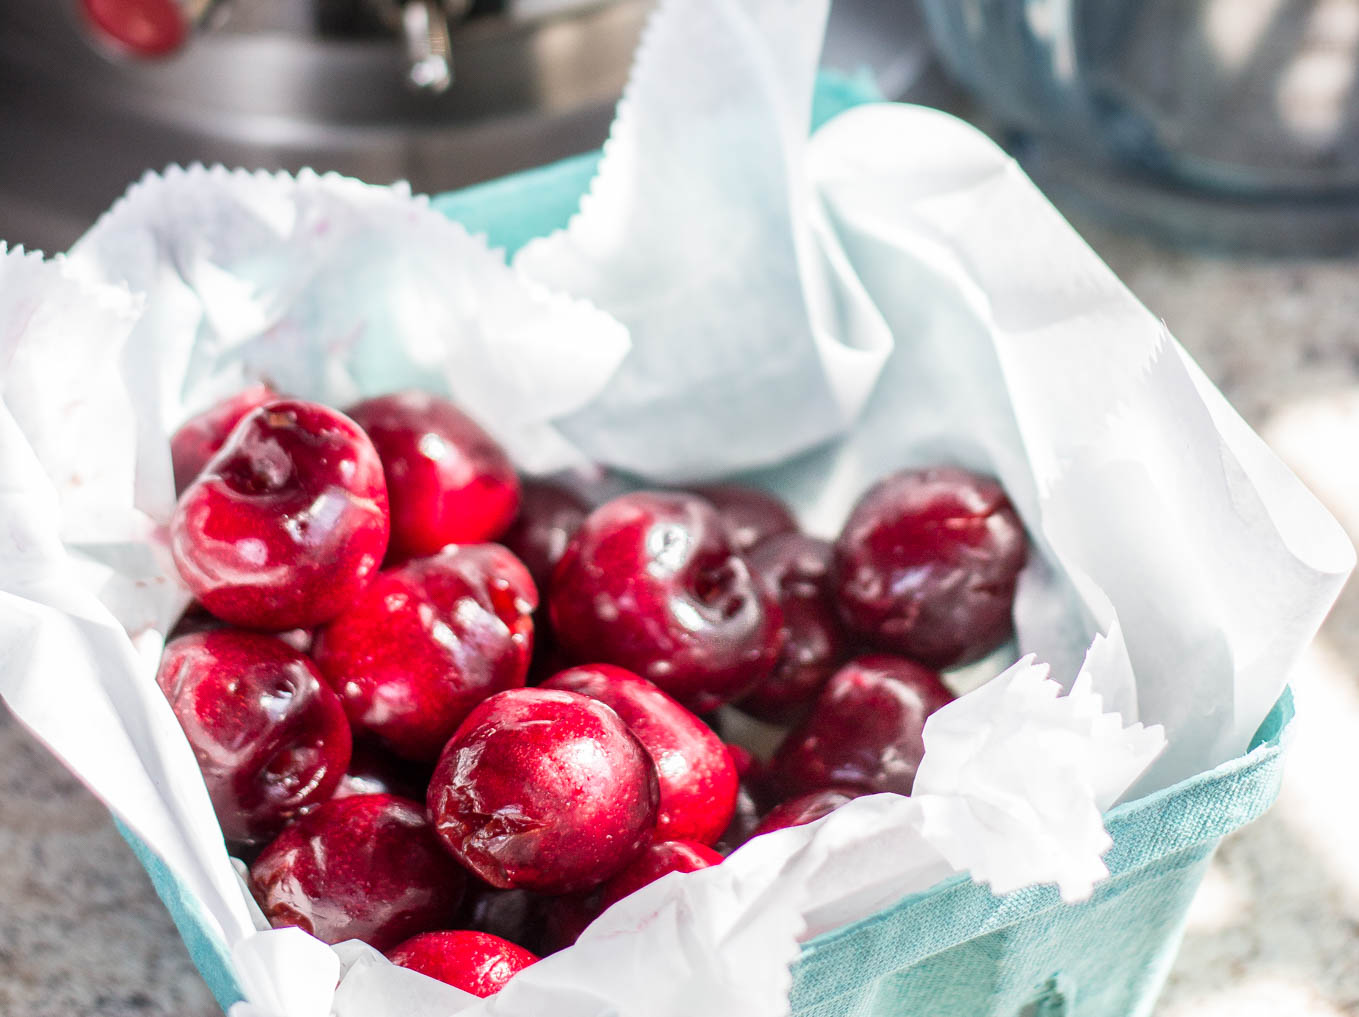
[{"xmin": 2, "ymin": 2, "xmax": 1359, "ymax": 1015}]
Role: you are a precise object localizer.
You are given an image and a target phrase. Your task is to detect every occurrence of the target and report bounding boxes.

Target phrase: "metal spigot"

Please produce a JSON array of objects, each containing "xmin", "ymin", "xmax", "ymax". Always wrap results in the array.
[
  {"xmin": 400, "ymin": 0, "xmax": 456, "ymax": 93},
  {"xmin": 372, "ymin": 0, "xmax": 471, "ymax": 94}
]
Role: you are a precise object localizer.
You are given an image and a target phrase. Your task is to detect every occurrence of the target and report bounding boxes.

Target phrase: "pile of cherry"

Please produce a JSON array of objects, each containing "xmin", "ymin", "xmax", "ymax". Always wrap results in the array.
[{"xmin": 158, "ymin": 385, "xmax": 1028, "ymax": 998}]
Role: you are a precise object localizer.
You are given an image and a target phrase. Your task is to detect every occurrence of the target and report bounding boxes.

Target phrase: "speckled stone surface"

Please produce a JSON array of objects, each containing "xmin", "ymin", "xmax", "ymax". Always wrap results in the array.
[
  {"xmin": 1094, "ymin": 227, "xmax": 1359, "ymax": 1017},
  {"xmin": 2, "ymin": 224, "xmax": 1358, "ymax": 1016}
]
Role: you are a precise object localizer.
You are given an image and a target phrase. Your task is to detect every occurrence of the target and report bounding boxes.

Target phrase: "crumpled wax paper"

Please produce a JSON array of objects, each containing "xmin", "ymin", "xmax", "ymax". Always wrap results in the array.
[{"xmin": 0, "ymin": 0, "xmax": 1350, "ymax": 1014}]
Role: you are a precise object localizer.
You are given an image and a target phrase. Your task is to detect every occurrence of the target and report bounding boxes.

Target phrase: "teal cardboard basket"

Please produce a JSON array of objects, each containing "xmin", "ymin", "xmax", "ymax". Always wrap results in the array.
[
  {"xmin": 118, "ymin": 77, "xmax": 1295, "ymax": 1017},
  {"xmin": 121, "ymin": 692, "xmax": 1293, "ymax": 1017}
]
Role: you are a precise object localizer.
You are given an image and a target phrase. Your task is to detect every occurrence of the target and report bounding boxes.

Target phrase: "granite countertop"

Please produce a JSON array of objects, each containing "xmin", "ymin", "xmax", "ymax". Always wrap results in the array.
[{"xmin": 2, "ymin": 224, "xmax": 1358, "ymax": 1017}]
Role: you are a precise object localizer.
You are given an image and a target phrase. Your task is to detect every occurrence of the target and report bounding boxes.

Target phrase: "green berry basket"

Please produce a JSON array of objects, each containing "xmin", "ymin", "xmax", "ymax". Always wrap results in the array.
[{"xmin": 123, "ymin": 690, "xmax": 1293, "ymax": 1017}]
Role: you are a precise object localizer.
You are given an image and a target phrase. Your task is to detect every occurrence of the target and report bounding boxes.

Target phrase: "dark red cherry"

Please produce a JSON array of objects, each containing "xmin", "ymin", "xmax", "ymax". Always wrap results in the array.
[
  {"xmin": 386, "ymin": 930, "xmax": 538, "ymax": 998},
  {"xmin": 738, "ymin": 533, "xmax": 847, "ymax": 722},
  {"xmin": 549, "ymin": 491, "xmax": 783, "ymax": 713},
  {"xmin": 80, "ymin": 0, "xmax": 187, "ymax": 57},
  {"xmin": 156, "ymin": 630, "xmax": 351, "ymax": 847},
  {"xmin": 598, "ymin": 840, "xmax": 722, "ymax": 910},
  {"xmin": 456, "ymin": 882, "xmax": 546, "ymax": 953},
  {"xmin": 525, "ymin": 632, "xmax": 574, "ymax": 687},
  {"xmin": 832, "ymin": 467, "xmax": 1027, "ymax": 668},
  {"xmin": 537, "ymin": 891, "xmax": 601, "ymax": 954},
  {"xmin": 250, "ymin": 794, "xmax": 465, "ymax": 951},
  {"xmin": 751, "ymin": 787, "xmax": 863, "ymax": 837},
  {"xmin": 771, "ymin": 655, "xmax": 954, "ymax": 798},
  {"xmin": 170, "ymin": 399, "xmax": 389, "ymax": 630},
  {"xmin": 347, "ymin": 392, "xmax": 519, "ymax": 560},
  {"xmin": 694, "ymin": 484, "xmax": 797, "ymax": 554},
  {"xmin": 714, "ymin": 782, "xmax": 764, "ymax": 855},
  {"xmin": 501, "ymin": 480, "xmax": 590, "ymax": 595},
  {"xmin": 427, "ymin": 688, "xmax": 658, "ymax": 894},
  {"xmin": 331, "ymin": 743, "xmax": 429, "ymax": 802},
  {"xmin": 541, "ymin": 665, "xmax": 738, "ymax": 846},
  {"xmin": 170, "ymin": 384, "xmax": 278, "ymax": 494},
  {"xmin": 313, "ymin": 543, "xmax": 536, "ymax": 762}
]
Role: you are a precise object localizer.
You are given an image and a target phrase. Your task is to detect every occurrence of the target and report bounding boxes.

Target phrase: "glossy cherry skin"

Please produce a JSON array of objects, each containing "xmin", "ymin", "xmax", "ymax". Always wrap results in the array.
[
  {"xmin": 501, "ymin": 480, "xmax": 590, "ymax": 595},
  {"xmin": 347, "ymin": 392, "xmax": 520, "ymax": 560},
  {"xmin": 832, "ymin": 467, "xmax": 1027, "ymax": 669},
  {"xmin": 171, "ymin": 400, "xmax": 390, "ymax": 630},
  {"xmin": 156, "ymin": 631, "xmax": 352, "ymax": 847},
  {"xmin": 771, "ymin": 655, "xmax": 955, "ymax": 799},
  {"xmin": 170, "ymin": 384, "xmax": 279, "ymax": 494},
  {"xmin": 739, "ymin": 534, "xmax": 847, "ymax": 722},
  {"xmin": 386, "ymin": 930, "xmax": 538, "ymax": 998},
  {"xmin": 250, "ymin": 794, "xmax": 465, "ymax": 951},
  {"xmin": 694, "ymin": 485, "xmax": 797, "ymax": 554},
  {"xmin": 598, "ymin": 840, "xmax": 723, "ymax": 910},
  {"xmin": 549, "ymin": 492, "xmax": 784, "ymax": 713},
  {"xmin": 751, "ymin": 787, "xmax": 863, "ymax": 837},
  {"xmin": 313, "ymin": 544, "xmax": 536, "ymax": 762},
  {"xmin": 541, "ymin": 665, "xmax": 738, "ymax": 846},
  {"xmin": 428, "ymin": 688, "xmax": 659, "ymax": 894}
]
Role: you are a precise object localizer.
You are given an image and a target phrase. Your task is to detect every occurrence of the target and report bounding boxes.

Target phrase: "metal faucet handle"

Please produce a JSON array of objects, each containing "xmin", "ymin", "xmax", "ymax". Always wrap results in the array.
[
  {"xmin": 402, "ymin": 0, "xmax": 454, "ymax": 93},
  {"xmin": 373, "ymin": 0, "xmax": 470, "ymax": 94}
]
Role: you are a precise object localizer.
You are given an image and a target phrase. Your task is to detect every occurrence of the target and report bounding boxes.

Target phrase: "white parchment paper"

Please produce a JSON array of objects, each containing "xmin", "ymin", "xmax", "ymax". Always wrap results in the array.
[{"xmin": 0, "ymin": 0, "xmax": 1351, "ymax": 1014}]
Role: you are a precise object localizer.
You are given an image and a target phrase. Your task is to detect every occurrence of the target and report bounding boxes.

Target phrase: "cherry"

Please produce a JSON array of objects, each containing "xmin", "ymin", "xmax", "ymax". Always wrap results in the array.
[
  {"xmin": 347, "ymin": 392, "xmax": 519, "ymax": 560},
  {"xmin": 537, "ymin": 891, "xmax": 601, "ymax": 954},
  {"xmin": 738, "ymin": 533, "xmax": 847, "ymax": 722},
  {"xmin": 171, "ymin": 399, "xmax": 389, "ymax": 630},
  {"xmin": 500, "ymin": 480, "xmax": 590, "ymax": 595},
  {"xmin": 156, "ymin": 630, "xmax": 351, "ymax": 847},
  {"xmin": 714, "ymin": 782, "xmax": 763, "ymax": 855},
  {"xmin": 274, "ymin": 627, "xmax": 315, "ymax": 654},
  {"xmin": 751, "ymin": 788, "xmax": 863, "ymax": 837},
  {"xmin": 457, "ymin": 883, "xmax": 545, "ymax": 953},
  {"xmin": 549, "ymin": 492, "xmax": 783, "ymax": 713},
  {"xmin": 170, "ymin": 384, "xmax": 278, "ymax": 494},
  {"xmin": 714, "ymin": 781, "xmax": 766, "ymax": 854},
  {"xmin": 541, "ymin": 665, "xmax": 737, "ymax": 846},
  {"xmin": 694, "ymin": 484, "xmax": 797, "ymax": 554},
  {"xmin": 598, "ymin": 840, "xmax": 722, "ymax": 910},
  {"xmin": 331, "ymin": 743, "xmax": 429, "ymax": 802},
  {"xmin": 770, "ymin": 655, "xmax": 954, "ymax": 799},
  {"xmin": 250, "ymin": 794, "xmax": 465, "ymax": 951},
  {"xmin": 832, "ymin": 467, "xmax": 1026, "ymax": 668},
  {"xmin": 427, "ymin": 688, "xmax": 658, "ymax": 894},
  {"xmin": 313, "ymin": 544, "xmax": 536, "ymax": 762},
  {"xmin": 79, "ymin": 0, "xmax": 187, "ymax": 59},
  {"xmin": 386, "ymin": 930, "xmax": 538, "ymax": 998}
]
